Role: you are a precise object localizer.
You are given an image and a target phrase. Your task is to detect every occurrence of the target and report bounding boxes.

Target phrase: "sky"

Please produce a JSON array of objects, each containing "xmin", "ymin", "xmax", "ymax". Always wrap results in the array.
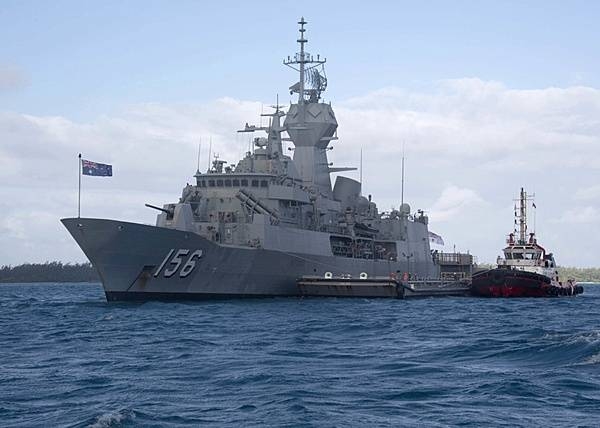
[{"xmin": 1, "ymin": 0, "xmax": 599, "ymax": 266}]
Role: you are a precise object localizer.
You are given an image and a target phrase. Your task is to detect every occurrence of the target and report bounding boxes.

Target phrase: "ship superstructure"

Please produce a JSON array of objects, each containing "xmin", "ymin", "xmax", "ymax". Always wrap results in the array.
[{"xmin": 62, "ymin": 18, "xmax": 472, "ymax": 301}]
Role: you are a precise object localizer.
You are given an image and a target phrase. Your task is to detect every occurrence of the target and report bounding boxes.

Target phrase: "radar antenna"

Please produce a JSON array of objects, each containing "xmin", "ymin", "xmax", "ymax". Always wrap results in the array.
[{"xmin": 283, "ymin": 17, "xmax": 327, "ymax": 104}]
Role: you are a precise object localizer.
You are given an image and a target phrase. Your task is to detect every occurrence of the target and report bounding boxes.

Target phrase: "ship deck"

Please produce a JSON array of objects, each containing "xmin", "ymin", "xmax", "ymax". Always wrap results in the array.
[{"xmin": 297, "ymin": 276, "xmax": 471, "ymax": 299}]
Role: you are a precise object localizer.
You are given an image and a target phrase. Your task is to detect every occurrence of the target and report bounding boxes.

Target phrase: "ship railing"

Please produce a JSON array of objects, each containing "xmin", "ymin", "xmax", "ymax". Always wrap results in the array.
[{"xmin": 433, "ymin": 252, "xmax": 473, "ymax": 265}]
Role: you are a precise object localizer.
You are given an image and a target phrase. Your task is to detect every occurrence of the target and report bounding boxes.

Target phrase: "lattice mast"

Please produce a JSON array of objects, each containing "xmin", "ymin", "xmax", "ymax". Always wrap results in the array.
[
  {"xmin": 283, "ymin": 17, "xmax": 327, "ymax": 108},
  {"xmin": 514, "ymin": 187, "xmax": 535, "ymax": 244}
]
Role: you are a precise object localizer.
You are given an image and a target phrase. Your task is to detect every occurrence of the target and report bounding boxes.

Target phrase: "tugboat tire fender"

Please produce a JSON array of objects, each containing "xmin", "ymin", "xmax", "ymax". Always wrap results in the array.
[{"xmin": 491, "ymin": 271, "xmax": 504, "ymax": 285}]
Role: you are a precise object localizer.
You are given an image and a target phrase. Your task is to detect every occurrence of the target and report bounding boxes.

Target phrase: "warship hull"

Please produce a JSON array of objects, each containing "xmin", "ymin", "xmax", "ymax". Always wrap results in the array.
[{"xmin": 62, "ymin": 217, "xmax": 427, "ymax": 301}]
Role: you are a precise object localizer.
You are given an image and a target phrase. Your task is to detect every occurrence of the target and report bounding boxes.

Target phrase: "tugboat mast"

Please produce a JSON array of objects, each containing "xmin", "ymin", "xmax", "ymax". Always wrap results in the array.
[
  {"xmin": 515, "ymin": 187, "xmax": 535, "ymax": 244},
  {"xmin": 519, "ymin": 187, "xmax": 527, "ymax": 244}
]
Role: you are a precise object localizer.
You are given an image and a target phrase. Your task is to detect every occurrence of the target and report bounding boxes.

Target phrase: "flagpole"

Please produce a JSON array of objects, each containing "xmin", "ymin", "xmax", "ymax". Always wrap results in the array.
[
  {"xmin": 359, "ymin": 147, "xmax": 363, "ymax": 186},
  {"xmin": 78, "ymin": 153, "xmax": 82, "ymax": 218}
]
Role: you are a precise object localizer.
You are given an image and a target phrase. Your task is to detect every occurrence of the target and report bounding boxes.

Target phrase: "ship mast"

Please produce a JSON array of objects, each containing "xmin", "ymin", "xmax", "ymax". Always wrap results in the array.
[
  {"xmin": 283, "ymin": 17, "xmax": 327, "ymax": 108},
  {"xmin": 514, "ymin": 187, "xmax": 535, "ymax": 244},
  {"xmin": 282, "ymin": 18, "xmax": 344, "ymax": 197},
  {"xmin": 299, "ymin": 18, "xmax": 306, "ymax": 106},
  {"xmin": 519, "ymin": 187, "xmax": 527, "ymax": 244}
]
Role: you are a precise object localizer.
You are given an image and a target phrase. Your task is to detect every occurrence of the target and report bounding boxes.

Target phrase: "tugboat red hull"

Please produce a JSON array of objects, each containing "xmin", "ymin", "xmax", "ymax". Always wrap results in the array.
[{"xmin": 470, "ymin": 269, "xmax": 582, "ymax": 298}]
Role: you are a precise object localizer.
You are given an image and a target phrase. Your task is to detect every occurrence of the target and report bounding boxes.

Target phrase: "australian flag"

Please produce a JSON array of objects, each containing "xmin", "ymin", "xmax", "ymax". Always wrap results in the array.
[
  {"xmin": 428, "ymin": 231, "xmax": 445, "ymax": 246},
  {"xmin": 82, "ymin": 159, "xmax": 112, "ymax": 176}
]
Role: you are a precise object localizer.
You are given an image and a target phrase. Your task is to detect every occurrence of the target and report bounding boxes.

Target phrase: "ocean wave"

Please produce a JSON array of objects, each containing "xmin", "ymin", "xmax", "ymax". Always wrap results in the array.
[
  {"xmin": 85, "ymin": 409, "xmax": 134, "ymax": 428},
  {"xmin": 2, "ymin": 283, "xmax": 600, "ymax": 427}
]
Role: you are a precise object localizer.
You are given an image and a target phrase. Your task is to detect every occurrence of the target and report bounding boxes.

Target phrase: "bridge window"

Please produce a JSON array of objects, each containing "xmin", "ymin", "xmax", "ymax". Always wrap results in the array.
[
  {"xmin": 225, "ymin": 179, "xmax": 232, "ymax": 187},
  {"xmin": 251, "ymin": 180, "xmax": 259, "ymax": 187},
  {"xmin": 233, "ymin": 179, "xmax": 240, "ymax": 186},
  {"xmin": 241, "ymin": 179, "xmax": 248, "ymax": 186},
  {"xmin": 208, "ymin": 180, "xmax": 215, "ymax": 187},
  {"xmin": 260, "ymin": 180, "xmax": 268, "ymax": 188},
  {"xmin": 216, "ymin": 179, "xmax": 224, "ymax": 186}
]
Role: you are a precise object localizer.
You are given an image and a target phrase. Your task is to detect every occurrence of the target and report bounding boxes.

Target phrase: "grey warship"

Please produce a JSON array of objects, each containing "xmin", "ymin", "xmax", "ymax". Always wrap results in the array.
[{"xmin": 62, "ymin": 18, "xmax": 471, "ymax": 301}]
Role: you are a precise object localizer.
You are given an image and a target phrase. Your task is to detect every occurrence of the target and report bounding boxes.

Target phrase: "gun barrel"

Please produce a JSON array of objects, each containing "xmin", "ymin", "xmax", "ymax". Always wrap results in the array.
[{"xmin": 145, "ymin": 203, "xmax": 172, "ymax": 215}]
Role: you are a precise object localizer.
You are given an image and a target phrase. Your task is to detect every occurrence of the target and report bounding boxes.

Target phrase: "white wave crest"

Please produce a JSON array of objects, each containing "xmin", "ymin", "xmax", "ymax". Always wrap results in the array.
[{"xmin": 87, "ymin": 409, "xmax": 132, "ymax": 428}]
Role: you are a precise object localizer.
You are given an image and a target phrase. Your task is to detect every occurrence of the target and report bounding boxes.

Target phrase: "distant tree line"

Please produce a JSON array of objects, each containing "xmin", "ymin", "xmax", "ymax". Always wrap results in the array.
[
  {"xmin": 557, "ymin": 267, "xmax": 600, "ymax": 283},
  {"xmin": 0, "ymin": 262, "xmax": 100, "ymax": 283}
]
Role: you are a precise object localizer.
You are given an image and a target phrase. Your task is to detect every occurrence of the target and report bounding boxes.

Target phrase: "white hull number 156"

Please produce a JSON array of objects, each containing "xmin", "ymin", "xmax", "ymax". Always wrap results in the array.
[{"xmin": 153, "ymin": 249, "xmax": 204, "ymax": 278}]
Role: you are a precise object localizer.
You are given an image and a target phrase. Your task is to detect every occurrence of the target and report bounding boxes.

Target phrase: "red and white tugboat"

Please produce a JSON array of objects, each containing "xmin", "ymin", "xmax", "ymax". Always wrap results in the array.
[{"xmin": 471, "ymin": 188, "xmax": 583, "ymax": 298}]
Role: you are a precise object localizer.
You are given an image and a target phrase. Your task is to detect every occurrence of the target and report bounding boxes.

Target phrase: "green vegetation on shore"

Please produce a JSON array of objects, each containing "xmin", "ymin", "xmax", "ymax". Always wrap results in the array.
[
  {"xmin": 557, "ymin": 267, "xmax": 600, "ymax": 283},
  {"xmin": 0, "ymin": 262, "xmax": 99, "ymax": 283}
]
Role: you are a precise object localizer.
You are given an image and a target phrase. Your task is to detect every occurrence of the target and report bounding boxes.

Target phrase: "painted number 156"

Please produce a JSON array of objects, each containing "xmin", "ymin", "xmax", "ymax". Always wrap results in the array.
[{"xmin": 153, "ymin": 249, "xmax": 204, "ymax": 278}]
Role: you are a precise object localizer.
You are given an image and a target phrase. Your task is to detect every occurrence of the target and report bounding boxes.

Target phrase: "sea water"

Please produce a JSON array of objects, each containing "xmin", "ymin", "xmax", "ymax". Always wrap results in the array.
[{"xmin": 1, "ymin": 283, "xmax": 599, "ymax": 427}]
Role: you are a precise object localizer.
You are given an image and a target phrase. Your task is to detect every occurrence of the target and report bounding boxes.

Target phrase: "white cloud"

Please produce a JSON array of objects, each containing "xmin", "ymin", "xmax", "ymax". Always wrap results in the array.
[
  {"xmin": 574, "ymin": 185, "xmax": 600, "ymax": 201},
  {"xmin": 1, "ymin": 79, "xmax": 600, "ymax": 266},
  {"xmin": 553, "ymin": 207, "xmax": 599, "ymax": 224},
  {"xmin": 428, "ymin": 185, "xmax": 484, "ymax": 222}
]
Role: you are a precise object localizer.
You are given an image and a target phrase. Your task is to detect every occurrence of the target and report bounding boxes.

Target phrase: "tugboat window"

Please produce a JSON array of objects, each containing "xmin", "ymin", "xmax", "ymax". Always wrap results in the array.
[
  {"xmin": 208, "ymin": 180, "xmax": 215, "ymax": 187},
  {"xmin": 217, "ymin": 179, "xmax": 224, "ymax": 186},
  {"xmin": 251, "ymin": 180, "xmax": 259, "ymax": 187},
  {"xmin": 241, "ymin": 179, "xmax": 248, "ymax": 186},
  {"xmin": 233, "ymin": 179, "xmax": 240, "ymax": 186},
  {"xmin": 225, "ymin": 179, "xmax": 232, "ymax": 187},
  {"xmin": 260, "ymin": 180, "xmax": 268, "ymax": 188}
]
